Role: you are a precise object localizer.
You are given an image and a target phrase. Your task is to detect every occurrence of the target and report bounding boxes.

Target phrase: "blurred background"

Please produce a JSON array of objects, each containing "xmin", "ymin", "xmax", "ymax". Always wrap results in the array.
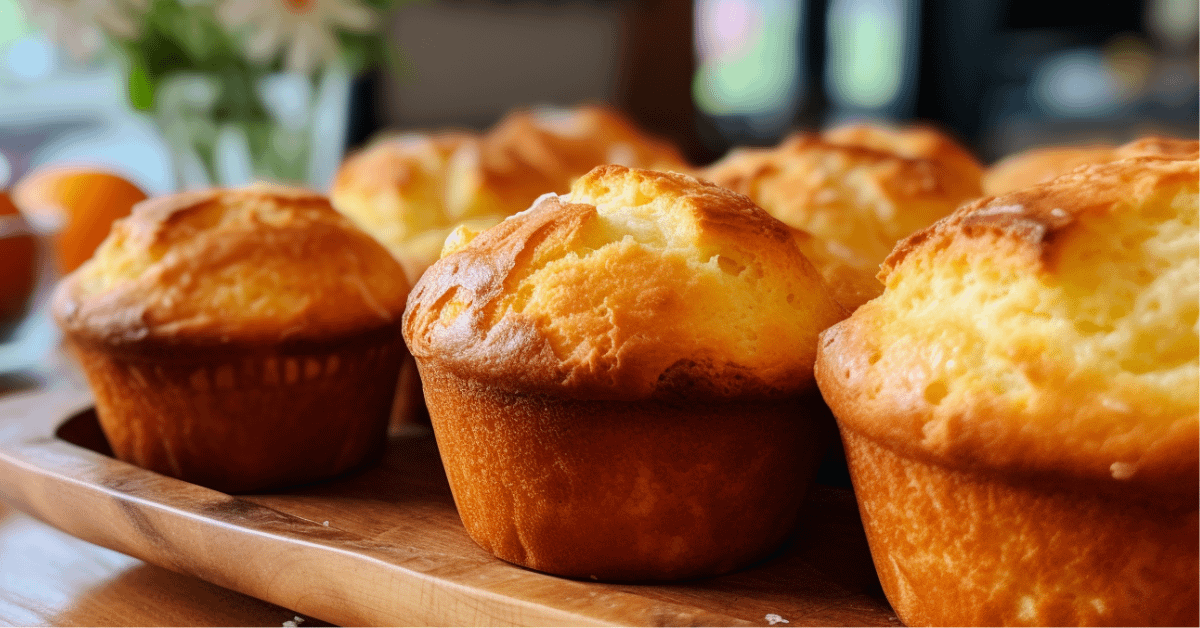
[
  {"xmin": 0, "ymin": 0, "xmax": 1198, "ymax": 375},
  {"xmin": 0, "ymin": 0, "xmax": 1196, "ymax": 192}
]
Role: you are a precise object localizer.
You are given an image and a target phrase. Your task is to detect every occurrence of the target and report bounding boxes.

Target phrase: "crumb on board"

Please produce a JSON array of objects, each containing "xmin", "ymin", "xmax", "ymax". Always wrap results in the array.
[
  {"xmin": 283, "ymin": 615, "xmax": 305, "ymax": 627},
  {"xmin": 323, "ymin": 521, "xmax": 330, "ymax": 526},
  {"xmin": 765, "ymin": 613, "xmax": 789, "ymax": 625}
]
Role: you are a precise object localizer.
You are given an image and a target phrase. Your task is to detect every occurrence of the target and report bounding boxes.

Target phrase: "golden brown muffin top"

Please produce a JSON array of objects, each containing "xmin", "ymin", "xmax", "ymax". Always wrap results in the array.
[
  {"xmin": 330, "ymin": 131, "xmax": 475, "ymax": 202},
  {"xmin": 55, "ymin": 185, "xmax": 411, "ymax": 346},
  {"xmin": 473, "ymin": 105, "xmax": 691, "ymax": 215},
  {"xmin": 331, "ymin": 130, "xmax": 508, "ymax": 227},
  {"xmin": 1115, "ymin": 135, "xmax": 1199, "ymax": 160},
  {"xmin": 330, "ymin": 106, "xmax": 690, "ymax": 286},
  {"xmin": 817, "ymin": 156, "xmax": 1199, "ymax": 491},
  {"xmin": 822, "ymin": 122, "xmax": 984, "ymax": 186},
  {"xmin": 404, "ymin": 165, "xmax": 845, "ymax": 400},
  {"xmin": 488, "ymin": 105, "xmax": 688, "ymax": 172},
  {"xmin": 702, "ymin": 125, "xmax": 984, "ymax": 310},
  {"xmin": 983, "ymin": 134, "xmax": 1199, "ymax": 196},
  {"xmin": 329, "ymin": 131, "xmax": 509, "ymax": 285}
]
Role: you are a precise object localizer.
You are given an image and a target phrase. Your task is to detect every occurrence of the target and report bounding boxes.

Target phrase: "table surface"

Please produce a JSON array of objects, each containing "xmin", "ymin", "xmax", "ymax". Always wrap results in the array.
[
  {"xmin": 0, "ymin": 498, "xmax": 335, "ymax": 627},
  {"xmin": 0, "ymin": 334, "xmax": 889, "ymax": 628},
  {"xmin": 0, "ymin": 367, "xmax": 332, "ymax": 628}
]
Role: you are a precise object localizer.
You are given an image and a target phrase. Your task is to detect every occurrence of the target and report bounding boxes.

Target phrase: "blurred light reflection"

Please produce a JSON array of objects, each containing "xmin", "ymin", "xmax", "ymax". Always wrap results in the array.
[
  {"xmin": 825, "ymin": 0, "xmax": 917, "ymax": 119},
  {"xmin": 1035, "ymin": 50, "xmax": 1122, "ymax": 117},
  {"xmin": 6, "ymin": 35, "xmax": 54, "ymax": 82},
  {"xmin": 693, "ymin": 0, "xmax": 802, "ymax": 139}
]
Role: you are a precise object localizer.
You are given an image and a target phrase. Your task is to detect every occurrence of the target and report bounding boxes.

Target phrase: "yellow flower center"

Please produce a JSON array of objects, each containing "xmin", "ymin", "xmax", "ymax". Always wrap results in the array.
[{"xmin": 283, "ymin": 0, "xmax": 315, "ymax": 14}]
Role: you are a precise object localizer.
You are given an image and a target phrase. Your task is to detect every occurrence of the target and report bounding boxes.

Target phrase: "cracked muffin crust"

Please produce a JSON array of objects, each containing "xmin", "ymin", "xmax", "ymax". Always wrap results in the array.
[
  {"xmin": 702, "ymin": 124, "xmax": 984, "ymax": 310},
  {"xmin": 816, "ymin": 156, "xmax": 1199, "ymax": 626},
  {"xmin": 55, "ymin": 185, "xmax": 412, "ymax": 493},
  {"xmin": 405, "ymin": 165, "xmax": 845, "ymax": 581}
]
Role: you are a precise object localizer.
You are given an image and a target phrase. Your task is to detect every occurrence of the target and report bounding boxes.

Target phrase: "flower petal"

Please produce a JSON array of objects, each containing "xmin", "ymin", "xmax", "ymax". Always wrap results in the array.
[
  {"xmin": 324, "ymin": 0, "xmax": 377, "ymax": 32},
  {"xmin": 247, "ymin": 18, "xmax": 286, "ymax": 61},
  {"xmin": 285, "ymin": 23, "xmax": 322, "ymax": 74},
  {"xmin": 216, "ymin": 0, "xmax": 258, "ymax": 26}
]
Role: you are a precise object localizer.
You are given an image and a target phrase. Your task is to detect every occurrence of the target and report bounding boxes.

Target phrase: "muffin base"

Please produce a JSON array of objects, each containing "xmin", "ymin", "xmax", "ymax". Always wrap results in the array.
[
  {"xmin": 68, "ymin": 328, "xmax": 407, "ymax": 494},
  {"xmin": 841, "ymin": 428, "xmax": 1199, "ymax": 627},
  {"xmin": 419, "ymin": 365, "xmax": 831, "ymax": 582}
]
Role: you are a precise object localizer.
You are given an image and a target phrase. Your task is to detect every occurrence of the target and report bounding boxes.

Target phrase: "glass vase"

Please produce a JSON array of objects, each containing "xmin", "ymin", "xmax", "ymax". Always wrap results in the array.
[{"xmin": 154, "ymin": 66, "xmax": 351, "ymax": 192}]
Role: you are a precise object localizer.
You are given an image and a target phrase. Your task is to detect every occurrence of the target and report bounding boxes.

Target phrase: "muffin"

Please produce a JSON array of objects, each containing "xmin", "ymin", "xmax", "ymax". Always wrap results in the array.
[
  {"xmin": 330, "ymin": 132, "xmax": 504, "ymax": 286},
  {"xmin": 476, "ymin": 104, "xmax": 689, "ymax": 212},
  {"xmin": 331, "ymin": 105, "xmax": 689, "ymax": 286},
  {"xmin": 702, "ymin": 124, "xmax": 983, "ymax": 310},
  {"xmin": 815, "ymin": 156, "xmax": 1198, "ymax": 626},
  {"xmin": 822, "ymin": 123, "xmax": 984, "ymax": 188},
  {"xmin": 404, "ymin": 165, "xmax": 845, "ymax": 581},
  {"xmin": 54, "ymin": 185, "xmax": 412, "ymax": 493},
  {"xmin": 984, "ymin": 134, "xmax": 1199, "ymax": 196}
]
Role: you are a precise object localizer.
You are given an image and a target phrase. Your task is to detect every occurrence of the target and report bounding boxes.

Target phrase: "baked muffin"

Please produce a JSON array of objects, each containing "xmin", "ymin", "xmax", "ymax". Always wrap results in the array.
[
  {"xmin": 331, "ymin": 105, "xmax": 689, "ymax": 286},
  {"xmin": 54, "ymin": 185, "xmax": 412, "ymax": 493},
  {"xmin": 476, "ymin": 104, "xmax": 689, "ymax": 212},
  {"xmin": 984, "ymin": 134, "xmax": 1199, "ymax": 196},
  {"xmin": 822, "ymin": 123, "xmax": 984, "ymax": 187},
  {"xmin": 330, "ymin": 132, "xmax": 506, "ymax": 286},
  {"xmin": 702, "ymin": 124, "xmax": 983, "ymax": 310},
  {"xmin": 404, "ymin": 165, "xmax": 845, "ymax": 581},
  {"xmin": 815, "ymin": 156, "xmax": 1199, "ymax": 626}
]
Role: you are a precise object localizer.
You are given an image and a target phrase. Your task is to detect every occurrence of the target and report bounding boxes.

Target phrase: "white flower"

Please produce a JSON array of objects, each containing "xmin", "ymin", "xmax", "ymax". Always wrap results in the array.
[
  {"xmin": 18, "ymin": 0, "xmax": 148, "ymax": 60},
  {"xmin": 217, "ymin": 0, "xmax": 378, "ymax": 75}
]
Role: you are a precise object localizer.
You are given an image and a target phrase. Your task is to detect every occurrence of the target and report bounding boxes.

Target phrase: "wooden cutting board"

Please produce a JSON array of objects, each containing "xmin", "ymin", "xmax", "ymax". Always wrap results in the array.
[{"xmin": 0, "ymin": 382, "xmax": 899, "ymax": 627}]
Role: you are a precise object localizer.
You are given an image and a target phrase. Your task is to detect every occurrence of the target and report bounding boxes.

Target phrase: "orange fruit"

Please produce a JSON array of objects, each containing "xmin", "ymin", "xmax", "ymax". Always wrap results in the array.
[
  {"xmin": 0, "ymin": 190, "xmax": 37, "ymax": 340},
  {"xmin": 13, "ymin": 167, "xmax": 147, "ymax": 273}
]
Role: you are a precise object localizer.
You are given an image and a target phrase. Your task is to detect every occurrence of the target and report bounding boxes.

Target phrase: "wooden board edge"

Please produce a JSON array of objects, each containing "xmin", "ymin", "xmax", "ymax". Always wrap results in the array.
[{"xmin": 0, "ymin": 386, "xmax": 756, "ymax": 627}]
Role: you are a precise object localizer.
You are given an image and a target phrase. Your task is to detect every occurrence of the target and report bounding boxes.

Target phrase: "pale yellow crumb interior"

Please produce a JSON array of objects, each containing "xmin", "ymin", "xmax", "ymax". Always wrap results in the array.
[{"xmin": 870, "ymin": 181, "xmax": 1198, "ymax": 436}]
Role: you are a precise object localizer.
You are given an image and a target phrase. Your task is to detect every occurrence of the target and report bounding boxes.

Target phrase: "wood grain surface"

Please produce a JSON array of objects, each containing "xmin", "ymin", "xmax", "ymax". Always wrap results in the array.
[
  {"xmin": 0, "ymin": 376, "xmax": 332, "ymax": 627},
  {"xmin": 0, "ymin": 498, "xmax": 329, "ymax": 627},
  {"xmin": 0, "ymin": 383, "xmax": 899, "ymax": 627}
]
